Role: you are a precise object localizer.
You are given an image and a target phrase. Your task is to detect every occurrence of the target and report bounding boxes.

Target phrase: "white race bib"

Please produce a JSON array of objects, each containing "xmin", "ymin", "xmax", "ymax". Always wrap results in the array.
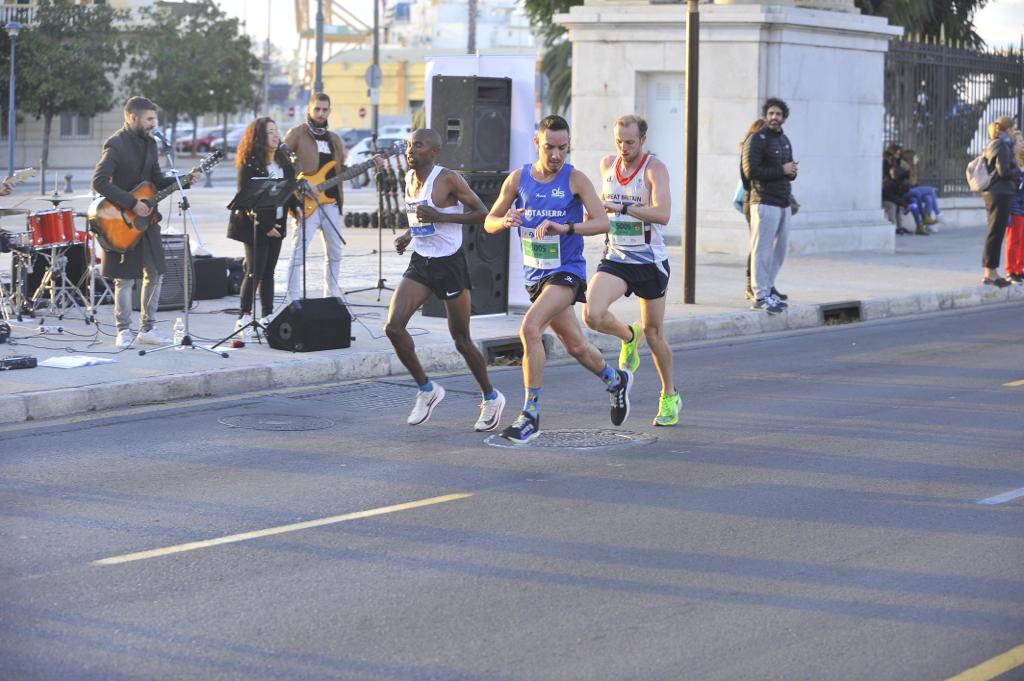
[
  {"xmin": 609, "ymin": 212, "xmax": 646, "ymax": 246},
  {"xmin": 521, "ymin": 229, "xmax": 561, "ymax": 270},
  {"xmin": 406, "ymin": 200, "xmax": 436, "ymax": 238}
]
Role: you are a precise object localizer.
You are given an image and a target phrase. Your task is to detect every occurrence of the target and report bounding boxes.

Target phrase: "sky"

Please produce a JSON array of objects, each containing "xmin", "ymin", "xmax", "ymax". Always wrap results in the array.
[{"xmin": 217, "ymin": 0, "xmax": 1024, "ymax": 54}]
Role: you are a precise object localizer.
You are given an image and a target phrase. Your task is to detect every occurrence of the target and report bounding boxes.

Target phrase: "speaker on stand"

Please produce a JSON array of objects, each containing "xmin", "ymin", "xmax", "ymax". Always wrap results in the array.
[{"xmin": 430, "ymin": 76, "xmax": 512, "ymax": 172}]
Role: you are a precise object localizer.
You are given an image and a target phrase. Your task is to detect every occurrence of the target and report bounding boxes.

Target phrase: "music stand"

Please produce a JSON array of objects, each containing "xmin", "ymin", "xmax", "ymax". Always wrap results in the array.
[{"xmin": 212, "ymin": 176, "xmax": 296, "ymax": 349}]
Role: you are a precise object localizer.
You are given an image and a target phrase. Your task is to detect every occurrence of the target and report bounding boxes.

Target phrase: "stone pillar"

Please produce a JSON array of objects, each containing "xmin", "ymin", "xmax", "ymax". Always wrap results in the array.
[{"xmin": 557, "ymin": 2, "xmax": 903, "ymax": 255}]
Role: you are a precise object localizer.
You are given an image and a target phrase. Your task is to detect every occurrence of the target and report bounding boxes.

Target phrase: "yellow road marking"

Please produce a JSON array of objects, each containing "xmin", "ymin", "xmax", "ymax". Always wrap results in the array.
[
  {"xmin": 1003, "ymin": 379, "xmax": 1024, "ymax": 387},
  {"xmin": 93, "ymin": 493, "xmax": 473, "ymax": 566},
  {"xmin": 945, "ymin": 643, "xmax": 1024, "ymax": 681}
]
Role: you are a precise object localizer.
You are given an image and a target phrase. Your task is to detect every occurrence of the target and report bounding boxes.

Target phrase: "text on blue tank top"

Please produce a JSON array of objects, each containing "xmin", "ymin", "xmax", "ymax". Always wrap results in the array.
[{"xmin": 514, "ymin": 163, "xmax": 586, "ymax": 284}]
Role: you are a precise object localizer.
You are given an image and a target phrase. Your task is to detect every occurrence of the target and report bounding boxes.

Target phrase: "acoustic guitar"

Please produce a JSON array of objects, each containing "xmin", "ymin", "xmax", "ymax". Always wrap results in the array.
[
  {"xmin": 298, "ymin": 145, "xmax": 401, "ymax": 219},
  {"xmin": 88, "ymin": 150, "xmax": 223, "ymax": 254}
]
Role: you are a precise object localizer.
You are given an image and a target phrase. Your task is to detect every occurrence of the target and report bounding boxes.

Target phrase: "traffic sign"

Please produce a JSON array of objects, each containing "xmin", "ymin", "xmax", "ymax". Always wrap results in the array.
[
  {"xmin": 358, "ymin": 107, "xmax": 367, "ymax": 118},
  {"xmin": 364, "ymin": 64, "xmax": 382, "ymax": 89}
]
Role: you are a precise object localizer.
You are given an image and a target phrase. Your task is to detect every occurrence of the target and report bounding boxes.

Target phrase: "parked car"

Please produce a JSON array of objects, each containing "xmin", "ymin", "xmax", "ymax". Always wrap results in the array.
[
  {"xmin": 337, "ymin": 127, "xmax": 371, "ymax": 150},
  {"xmin": 346, "ymin": 135, "xmax": 408, "ymax": 189},
  {"xmin": 209, "ymin": 125, "xmax": 249, "ymax": 153},
  {"xmin": 174, "ymin": 127, "xmax": 220, "ymax": 154}
]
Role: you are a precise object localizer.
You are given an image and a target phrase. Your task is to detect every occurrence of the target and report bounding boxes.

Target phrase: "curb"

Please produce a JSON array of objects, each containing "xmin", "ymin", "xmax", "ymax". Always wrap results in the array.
[{"xmin": 1, "ymin": 284, "xmax": 1021, "ymax": 425}]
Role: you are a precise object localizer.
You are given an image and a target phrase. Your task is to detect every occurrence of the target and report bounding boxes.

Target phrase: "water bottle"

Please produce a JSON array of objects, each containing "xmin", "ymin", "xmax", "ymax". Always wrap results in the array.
[{"xmin": 172, "ymin": 317, "xmax": 185, "ymax": 347}]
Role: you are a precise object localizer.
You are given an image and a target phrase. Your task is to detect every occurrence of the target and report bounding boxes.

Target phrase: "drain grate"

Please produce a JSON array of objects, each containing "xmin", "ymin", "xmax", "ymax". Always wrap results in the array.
[
  {"xmin": 484, "ymin": 429, "xmax": 657, "ymax": 450},
  {"xmin": 218, "ymin": 414, "xmax": 336, "ymax": 431}
]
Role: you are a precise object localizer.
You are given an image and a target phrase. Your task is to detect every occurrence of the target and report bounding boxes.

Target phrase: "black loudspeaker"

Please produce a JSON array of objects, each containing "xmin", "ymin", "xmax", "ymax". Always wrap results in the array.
[
  {"xmin": 422, "ymin": 171, "xmax": 509, "ymax": 318},
  {"xmin": 431, "ymin": 76, "xmax": 511, "ymax": 172},
  {"xmin": 192, "ymin": 256, "xmax": 228, "ymax": 300},
  {"xmin": 132, "ymin": 234, "xmax": 193, "ymax": 311},
  {"xmin": 266, "ymin": 297, "xmax": 352, "ymax": 352}
]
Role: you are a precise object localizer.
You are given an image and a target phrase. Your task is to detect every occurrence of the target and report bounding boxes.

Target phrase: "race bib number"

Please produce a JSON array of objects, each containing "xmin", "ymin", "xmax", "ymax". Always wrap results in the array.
[
  {"xmin": 609, "ymin": 212, "xmax": 646, "ymax": 246},
  {"xmin": 406, "ymin": 200, "xmax": 435, "ymax": 237},
  {"xmin": 521, "ymin": 229, "xmax": 561, "ymax": 270}
]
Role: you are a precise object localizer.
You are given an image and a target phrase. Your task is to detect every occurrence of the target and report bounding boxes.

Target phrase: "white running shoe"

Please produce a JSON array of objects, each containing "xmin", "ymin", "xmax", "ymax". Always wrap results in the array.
[
  {"xmin": 407, "ymin": 383, "xmax": 445, "ymax": 425},
  {"xmin": 137, "ymin": 328, "xmax": 171, "ymax": 345},
  {"xmin": 114, "ymin": 330, "xmax": 134, "ymax": 349},
  {"xmin": 235, "ymin": 314, "xmax": 253, "ymax": 342},
  {"xmin": 474, "ymin": 390, "xmax": 506, "ymax": 432}
]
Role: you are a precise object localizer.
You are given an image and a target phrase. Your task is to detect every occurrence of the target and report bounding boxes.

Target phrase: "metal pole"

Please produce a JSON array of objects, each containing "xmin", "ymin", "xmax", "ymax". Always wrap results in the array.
[
  {"xmin": 314, "ymin": 0, "xmax": 324, "ymax": 94},
  {"xmin": 6, "ymin": 22, "xmax": 21, "ymax": 178},
  {"xmin": 467, "ymin": 0, "xmax": 477, "ymax": 54},
  {"xmin": 682, "ymin": 0, "xmax": 698, "ymax": 304},
  {"xmin": 262, "ymin": 0, "xmax": 271, "ymax": 112},
  {"xmin": 372, "ymin": 0, "xmax": 380, "ymax": 141}
]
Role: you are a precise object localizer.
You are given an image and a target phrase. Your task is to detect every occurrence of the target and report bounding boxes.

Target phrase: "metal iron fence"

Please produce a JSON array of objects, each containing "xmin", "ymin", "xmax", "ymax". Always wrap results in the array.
[{"xmin": 884, "ymin": 37, "xmax": 1024, "ymax": 196}]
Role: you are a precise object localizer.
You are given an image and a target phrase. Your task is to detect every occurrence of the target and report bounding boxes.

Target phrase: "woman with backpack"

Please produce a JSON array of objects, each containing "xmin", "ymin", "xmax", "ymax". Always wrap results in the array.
[{"xmin": 981, "ymin": 116, "xmax": 1021, "ymax": 287}]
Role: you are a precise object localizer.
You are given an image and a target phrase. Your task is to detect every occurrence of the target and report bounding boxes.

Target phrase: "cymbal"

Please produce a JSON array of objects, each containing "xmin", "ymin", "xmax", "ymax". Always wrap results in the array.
[
  {"xmin": 0, "ymin": 207, "xmax": 29, "ymax": 216},
  {"xmin": 34, "ymin": 194, "xmax": 93, "ymax": 204}
]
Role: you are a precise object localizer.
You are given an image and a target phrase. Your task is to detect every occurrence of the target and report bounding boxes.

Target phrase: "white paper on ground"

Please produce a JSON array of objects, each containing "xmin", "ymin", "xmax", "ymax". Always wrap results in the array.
[{"xmin": 38, "ymin": 356, "xmax": 116, "ymax": 369}]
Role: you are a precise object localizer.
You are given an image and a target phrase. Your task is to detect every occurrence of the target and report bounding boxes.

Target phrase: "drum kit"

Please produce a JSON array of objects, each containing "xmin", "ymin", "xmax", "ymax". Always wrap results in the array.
[{"xmin": 0, "ymin": 193, "xmax": 106, "ymax": 324}]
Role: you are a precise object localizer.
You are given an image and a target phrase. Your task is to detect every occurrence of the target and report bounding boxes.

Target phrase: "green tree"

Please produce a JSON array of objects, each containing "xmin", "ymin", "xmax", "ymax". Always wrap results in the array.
[
  {"xmin": 522, "ymin": 0, "xmax": 582, "ymax": 114},
  {"xmin": 0, "ymin": 0, "xmax": 126, "ymax": 184},
  {"xmin": 127, "ymin": 0, "xmax": 259, "ymax": 153},
  {"xmin": 856, "ymin": 0, "xmax": 990, "ymax": 46}
]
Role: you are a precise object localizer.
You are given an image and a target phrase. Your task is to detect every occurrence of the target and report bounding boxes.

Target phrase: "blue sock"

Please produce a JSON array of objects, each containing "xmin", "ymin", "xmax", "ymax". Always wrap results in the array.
[
  {"xmin": 523, "ymin": 387, "xmax": 541, "ymax": 417},
  {"xmin": 419, "ymin": 380, "xmax": 433, "ymax": 392},
  {"xmin": 600, "ymin": 364, "xmax": 620, "ymax": 388},
  {"xmin": 483, "ymin": 389, "xmax": 498, "ymax": 401}
]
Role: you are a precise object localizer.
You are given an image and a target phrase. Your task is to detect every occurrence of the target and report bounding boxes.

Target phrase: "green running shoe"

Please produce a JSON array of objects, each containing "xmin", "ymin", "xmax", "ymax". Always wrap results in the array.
[
  {"xmin": 653, "ymin": 391, "xmax": 681, "ymax": 426},
  {"xmin": 618, "ymin": 321, "xmax": 643, "ymax": 373}
]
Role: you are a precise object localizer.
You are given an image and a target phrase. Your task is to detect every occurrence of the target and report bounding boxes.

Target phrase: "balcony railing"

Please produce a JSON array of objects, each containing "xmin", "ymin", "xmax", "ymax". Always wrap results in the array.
[{"xmin": 0, "ymin": 6, "xmax": 35, "ymax": 25}]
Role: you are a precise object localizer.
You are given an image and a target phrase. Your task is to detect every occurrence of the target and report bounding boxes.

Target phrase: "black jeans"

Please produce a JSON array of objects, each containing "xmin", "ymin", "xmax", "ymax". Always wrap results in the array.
[
  {"xmin": 982, "ymin": 192, "xmax": 1012, "ymax": 269},
  {"xmin": 240, "ymin": 237, "xmax": 283, "ymax": 318}
]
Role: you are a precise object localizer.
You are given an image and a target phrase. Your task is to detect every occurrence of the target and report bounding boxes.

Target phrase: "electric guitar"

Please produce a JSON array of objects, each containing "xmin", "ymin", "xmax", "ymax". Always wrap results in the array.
[
  {"xmin": 2, "ymin": 167, "xmax": 38, "ymax": 190},
  {"xmin": 298, "ymin": 145, "xmax": 402, "ymax": 219},
  {"xmin": 88, "ymin": 150, "xmax": 223, "ymax": 254}
]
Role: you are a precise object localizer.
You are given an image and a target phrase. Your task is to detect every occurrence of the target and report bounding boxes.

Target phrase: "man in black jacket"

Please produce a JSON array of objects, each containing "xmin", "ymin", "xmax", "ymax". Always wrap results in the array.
[
  {"xmin": 741, "ymin": 97, "xmax": 798, "ymax": 315},
  {"xmin": 92, "ymin": 96, "xmax": 197, "ymax": 349}
]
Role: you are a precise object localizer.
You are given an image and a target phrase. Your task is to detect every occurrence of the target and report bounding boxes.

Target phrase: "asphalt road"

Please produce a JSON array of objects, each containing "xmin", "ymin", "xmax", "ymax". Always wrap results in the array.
[{"xmin": 1, "ymin": 305, "xmax": 1022, "ymax": 681}]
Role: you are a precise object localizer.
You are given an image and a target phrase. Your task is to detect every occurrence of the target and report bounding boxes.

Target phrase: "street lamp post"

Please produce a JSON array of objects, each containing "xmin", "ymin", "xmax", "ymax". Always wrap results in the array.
[{"xmin": 6, "ymin": 21, "xmax": 22, "ymax": 179}]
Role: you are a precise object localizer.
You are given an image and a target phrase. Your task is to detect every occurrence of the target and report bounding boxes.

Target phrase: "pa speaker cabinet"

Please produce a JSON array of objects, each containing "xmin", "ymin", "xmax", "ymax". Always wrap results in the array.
[
  {"xmin": 132, "ymin": 234, "xmax": 193, "ymax": 311},
  {"xmin": 192, "ymin": 256, "xmax": 228, "ymax": 300},
  {"xmin": 266, "ymin": 297, "xmax": 352, "ymax": 352},
  {"xmin": 431, "ymin": 76, "xmax": 511, "ymax": 172}
]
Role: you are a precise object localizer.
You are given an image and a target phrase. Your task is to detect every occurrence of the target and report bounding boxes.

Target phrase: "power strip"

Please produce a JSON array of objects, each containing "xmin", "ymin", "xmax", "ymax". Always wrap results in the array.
[{"xmin": 0, "ymin": 355, "xmax": 37, "ymax": 370}]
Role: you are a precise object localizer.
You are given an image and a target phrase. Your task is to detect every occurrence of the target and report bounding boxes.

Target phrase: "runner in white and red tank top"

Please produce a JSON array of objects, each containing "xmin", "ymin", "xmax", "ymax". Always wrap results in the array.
[{"xmin": 583, "ymin": 114, "xmax": 681, "ymax": 427}]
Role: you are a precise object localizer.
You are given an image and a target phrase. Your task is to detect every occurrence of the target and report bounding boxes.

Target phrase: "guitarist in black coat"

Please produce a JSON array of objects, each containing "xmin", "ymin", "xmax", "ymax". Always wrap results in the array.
[{"xmin": 91, "ymin": 96, "xmax": 197, "ymax": 349}]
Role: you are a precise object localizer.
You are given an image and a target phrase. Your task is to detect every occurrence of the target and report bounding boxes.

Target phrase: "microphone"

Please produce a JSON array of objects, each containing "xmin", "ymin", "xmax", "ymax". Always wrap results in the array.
[
  {"xmin": 153, "ymin": 129, "xmax": 169, "ymax": 149},
  {"xmin": 278, "ymin": 142, "xmax": 298, "ymax": 164}
]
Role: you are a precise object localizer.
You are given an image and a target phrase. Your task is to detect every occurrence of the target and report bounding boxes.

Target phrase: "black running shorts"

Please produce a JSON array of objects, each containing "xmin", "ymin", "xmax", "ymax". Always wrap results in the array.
[
  {"xmin": 404, "ymin": 250, "xmax": 472, "ymax": 301},
  {"xmin": 595, "ymin": 259, "xmax": 670, "ymax": 300},
  {"xmin": 526, "ymin": 271, "xmax": 587, "ymax": 305}
]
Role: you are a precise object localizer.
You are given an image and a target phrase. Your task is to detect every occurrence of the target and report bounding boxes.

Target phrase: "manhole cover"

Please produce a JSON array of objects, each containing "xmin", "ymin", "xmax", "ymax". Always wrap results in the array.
[
  {"xmin": 218, "ymin": 414, "xmax": 335, "ymax": 431},
  {"xmin": 484, "ymin": 429, "xmax": 657, "ymax": 450}
]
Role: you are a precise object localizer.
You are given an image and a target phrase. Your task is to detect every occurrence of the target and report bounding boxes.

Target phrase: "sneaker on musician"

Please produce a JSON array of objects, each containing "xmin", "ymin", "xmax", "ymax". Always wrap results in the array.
[
  {"xmin": 114, "ymin": 330, "xmax": 134, "ymax": 349},
  {"xmin": 137, "ymin": 328, "xmax": 171, "ymax": 345},
  {"xmin": 474, "ymin": 390, "xmax": 506, "ymax": 432},
  {"xmin": 235, "ymin": 314, "xmax": 254, "ymax": 342},
  {"xmin": 408, "ymin": 383, "xmax": 445, "ymax": 425}
]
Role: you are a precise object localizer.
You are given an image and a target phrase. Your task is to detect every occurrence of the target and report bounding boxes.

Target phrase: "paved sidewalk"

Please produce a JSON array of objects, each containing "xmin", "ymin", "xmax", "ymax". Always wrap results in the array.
[{"xmin": 1, "ymin": 184, "xmax": 1021, "ymax": 424}]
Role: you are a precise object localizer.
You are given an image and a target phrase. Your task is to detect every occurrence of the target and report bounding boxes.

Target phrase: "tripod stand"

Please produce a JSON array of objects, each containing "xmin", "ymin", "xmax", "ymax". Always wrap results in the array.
[
  {"xmin": 213, "ymin": 176, "xmax": 295, "ymax": 349},
  {"xmin": 345, "ymin": 152, "xmax": 396, "ymax": 301},
  {"xmin": 141, "ymin": 157, "xmax": 226, "ymax": 358}
]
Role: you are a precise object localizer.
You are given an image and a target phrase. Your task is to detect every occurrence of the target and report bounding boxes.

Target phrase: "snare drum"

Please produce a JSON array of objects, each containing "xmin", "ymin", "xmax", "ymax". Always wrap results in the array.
[{"xmin": 29, "ymin": 208, "xmax": 76, "ymax": 247}]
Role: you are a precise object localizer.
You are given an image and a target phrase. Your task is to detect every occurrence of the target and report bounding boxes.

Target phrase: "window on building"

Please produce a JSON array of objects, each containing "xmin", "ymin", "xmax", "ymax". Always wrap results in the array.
[{"xmin": 60, "ymin": 113, "xmax": 91, "ymax": 138}]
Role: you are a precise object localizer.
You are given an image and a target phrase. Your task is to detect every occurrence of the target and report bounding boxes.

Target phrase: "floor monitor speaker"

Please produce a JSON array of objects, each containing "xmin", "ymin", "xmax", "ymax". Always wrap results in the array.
[{"xmin": 266, "ymin": 297, "xmax": 352, "ymax": 352}]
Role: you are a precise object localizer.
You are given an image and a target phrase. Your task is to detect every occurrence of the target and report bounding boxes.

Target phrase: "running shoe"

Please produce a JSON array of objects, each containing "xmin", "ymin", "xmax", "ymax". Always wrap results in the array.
[
  {"xmin": 500, "ymin": 411, "xmax": 540, "ymax": 444},
  {"xmin": 407, "ymin": 383, "xmax": 445, "ymax": 425},
  {"xmin": 114, "ymin": 330, "xmax": 134, "ymax": 349},
  {"xmin": 608, "ymin": 368, "xmax": 633, "ymax": 426},
  {"xmin": 137, "ymin": 328, "xmax": 171, "ymax": 345},
  {"xmin": 474, "ymin": 390, "xmax": 506, "ymax": 432},
  {"xmin": 653, "ymin": 392, "xmax": 681, "ymax": 427},
  {"xmin": 618, "ymin": 321, "xmax": 643, "ymax": 373}
]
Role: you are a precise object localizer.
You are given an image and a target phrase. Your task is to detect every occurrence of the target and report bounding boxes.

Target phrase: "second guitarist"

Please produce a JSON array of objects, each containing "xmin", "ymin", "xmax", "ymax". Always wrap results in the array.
[
  {"xmin": 282, "ymin": 92, "xmax": 347, "ymax": 301},
  {"xmin": 91, "ymin": 96, "xmax": 199, "ymax": 349}
]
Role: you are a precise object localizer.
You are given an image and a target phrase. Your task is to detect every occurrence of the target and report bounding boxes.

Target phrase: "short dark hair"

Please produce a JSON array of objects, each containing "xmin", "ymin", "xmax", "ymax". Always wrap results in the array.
[
  {"xmin": 762, "ymin": 97, "xmax": 789, "ymax": 120},
  {"xmin": 124, "ymin": 96, "xmax": 157, "ymax": 117},
  {"xmin": 538, "ymin": 114, "xmax": 570, "ymax": 134},
  {"xmin": 309, "ymin": 92, "xmax": 331, "ymax": 106}
]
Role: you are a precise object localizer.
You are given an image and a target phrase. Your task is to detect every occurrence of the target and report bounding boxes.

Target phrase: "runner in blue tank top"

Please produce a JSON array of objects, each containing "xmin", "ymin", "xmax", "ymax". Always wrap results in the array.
[{"xmin": 485, "ymin": 115, "xmax": 634, "ymax": 445}]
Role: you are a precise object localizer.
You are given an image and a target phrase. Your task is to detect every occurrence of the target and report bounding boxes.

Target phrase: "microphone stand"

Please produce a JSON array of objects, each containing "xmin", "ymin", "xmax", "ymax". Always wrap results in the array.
[
  {"xmin": 142, "ymin": 137, "xmax": 227, "ymax": 358},
  {"xmin": 344, "ymin": 140, "xmax": 396, "ymax": 301}
]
